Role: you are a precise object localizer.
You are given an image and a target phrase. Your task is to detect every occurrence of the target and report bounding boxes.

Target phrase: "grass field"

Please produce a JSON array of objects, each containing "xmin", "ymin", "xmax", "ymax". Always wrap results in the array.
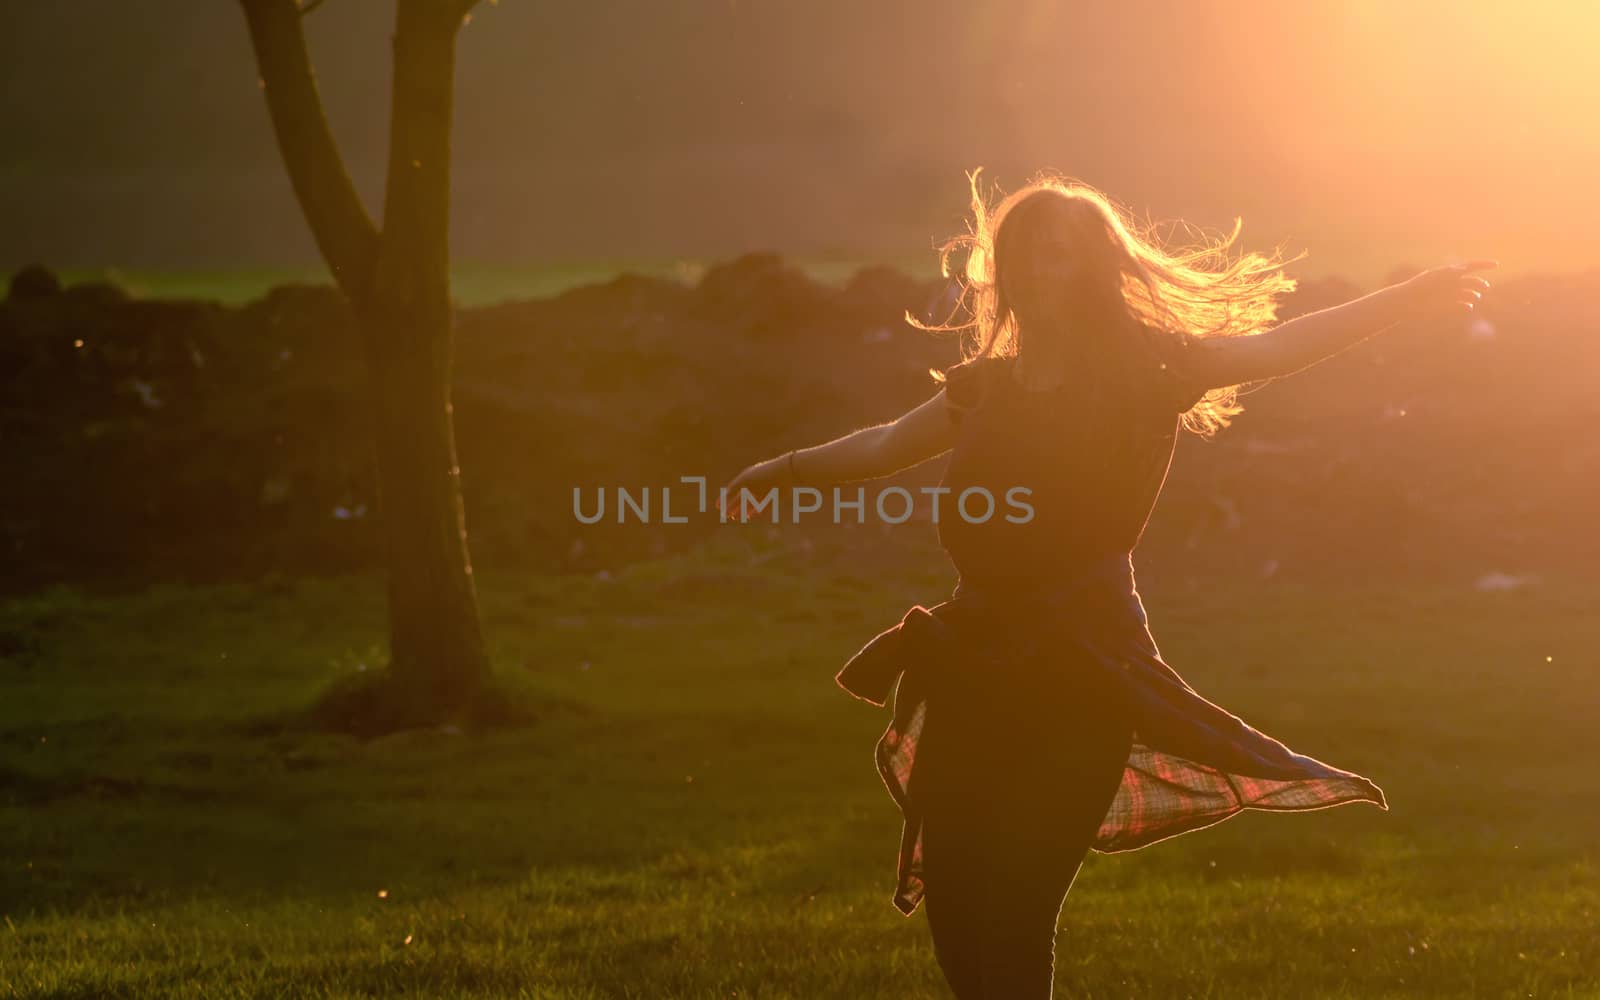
[{"xmin": 2, "ymin": 538, "xmax": 1598, "ymax": 998}]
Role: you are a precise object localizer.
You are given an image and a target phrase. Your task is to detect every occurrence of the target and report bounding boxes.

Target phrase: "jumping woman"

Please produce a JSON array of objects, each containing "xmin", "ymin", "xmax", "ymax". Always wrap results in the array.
[{"xmin": 719, "ymin": 171, "xmax": 1494, "ymax": 999}]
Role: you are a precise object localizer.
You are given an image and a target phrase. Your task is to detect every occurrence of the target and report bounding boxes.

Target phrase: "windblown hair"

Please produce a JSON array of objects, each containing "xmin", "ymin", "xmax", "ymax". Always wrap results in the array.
[{"xmin": 917, "ymin": 169, "xmax": 1302, "ymax": 437}]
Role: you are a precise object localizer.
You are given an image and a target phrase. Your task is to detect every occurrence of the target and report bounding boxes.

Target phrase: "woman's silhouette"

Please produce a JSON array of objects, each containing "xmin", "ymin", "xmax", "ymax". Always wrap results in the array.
[{"xmin": 720, "ymin": 171, "xmax": 1493, "ymax": 999}]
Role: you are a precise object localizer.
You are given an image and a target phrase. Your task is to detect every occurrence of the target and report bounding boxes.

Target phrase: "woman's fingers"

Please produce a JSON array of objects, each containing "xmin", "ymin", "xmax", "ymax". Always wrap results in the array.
[
  {"xmin": 718, "ymin": 482, "xmax": 755, "ymax": 523},
  {"xmin": 1420, "ymin": 262, "xmax": 1495, "ymax": 311},
  {"xmin": 1452, "ymin": 283, "xmax": 1483, "ymax": 312}
]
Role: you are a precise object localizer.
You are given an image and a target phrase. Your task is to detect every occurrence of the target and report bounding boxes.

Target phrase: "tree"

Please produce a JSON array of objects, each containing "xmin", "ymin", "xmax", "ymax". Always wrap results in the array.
[{"xmin": 239, "ymin": 0, "xmax": 490, "ymax": 719}]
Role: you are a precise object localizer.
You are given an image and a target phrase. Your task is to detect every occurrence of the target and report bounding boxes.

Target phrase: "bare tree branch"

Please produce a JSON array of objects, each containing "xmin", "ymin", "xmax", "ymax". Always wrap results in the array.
[
  {"xmin": 371, "ymin": 0, "xmax": 462, "ymax": 325},
  {"xmin": 239, "ymin": 0, "xmax": 379, "ymax": 302}
]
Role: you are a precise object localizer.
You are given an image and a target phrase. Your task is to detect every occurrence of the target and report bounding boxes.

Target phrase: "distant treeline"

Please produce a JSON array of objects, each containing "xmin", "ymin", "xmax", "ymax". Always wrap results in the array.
[{"xmin": 2, "ymin": 259, "xmax": 1596, "ymax": 590}]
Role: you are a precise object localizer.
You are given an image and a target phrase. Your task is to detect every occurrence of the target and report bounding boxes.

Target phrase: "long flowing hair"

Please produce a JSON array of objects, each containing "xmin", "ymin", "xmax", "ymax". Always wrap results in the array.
[{"xmin": 916, "ymin": 169, "xmax": 1302, "ymax": 437}]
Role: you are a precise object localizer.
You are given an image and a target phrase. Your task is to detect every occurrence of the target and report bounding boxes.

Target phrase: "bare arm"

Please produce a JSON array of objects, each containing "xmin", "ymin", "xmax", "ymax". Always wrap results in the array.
[
  {"xmin": 718, "ymin": 389, "xmax": 957, "ymax": 518},
  {"xmin": 1183, "ymin": 260, "xmax": 1496, "ymax": 390}
]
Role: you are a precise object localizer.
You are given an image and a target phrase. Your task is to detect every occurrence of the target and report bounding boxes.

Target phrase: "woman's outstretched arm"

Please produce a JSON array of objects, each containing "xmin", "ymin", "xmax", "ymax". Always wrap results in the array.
[
  {"xmin": 717, "ymin": 389, "xmax": 957, "ymax": 519},
  {"xmin": 1183, "ymin": 259, "xmax": 1496, "ymax": 390}
]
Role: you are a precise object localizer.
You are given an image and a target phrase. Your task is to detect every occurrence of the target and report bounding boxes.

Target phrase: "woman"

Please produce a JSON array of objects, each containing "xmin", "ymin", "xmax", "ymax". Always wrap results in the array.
[{"xmin": 719, "ymin": 171, "xmax": 1493, "ymax": 998}]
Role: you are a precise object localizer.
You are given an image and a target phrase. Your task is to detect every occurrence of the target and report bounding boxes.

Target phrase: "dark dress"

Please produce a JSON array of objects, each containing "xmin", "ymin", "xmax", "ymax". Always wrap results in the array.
[{"xmin": 835, "ymin": 348, "xmax": 1389, "ymax": 919}]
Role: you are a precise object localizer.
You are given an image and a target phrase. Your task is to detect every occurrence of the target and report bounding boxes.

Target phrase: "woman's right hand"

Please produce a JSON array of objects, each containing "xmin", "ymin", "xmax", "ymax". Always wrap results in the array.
[
  {"xmin": 1399, "ymin": 259, "xmax": 1497, "ymax": 319},
  {"xmin": 716, "ymin": 455, "xmax": 790, "ymax": 522}
]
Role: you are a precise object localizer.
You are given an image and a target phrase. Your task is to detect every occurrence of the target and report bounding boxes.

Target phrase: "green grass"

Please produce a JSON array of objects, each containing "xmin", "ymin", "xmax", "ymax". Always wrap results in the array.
[
  {"xmin": 2, "ymin": 537, "xmax": 1598, "ymax": 998},
  {"xmin": 51, "ymin": 255, "xmax": 941, "ymax": 308}
]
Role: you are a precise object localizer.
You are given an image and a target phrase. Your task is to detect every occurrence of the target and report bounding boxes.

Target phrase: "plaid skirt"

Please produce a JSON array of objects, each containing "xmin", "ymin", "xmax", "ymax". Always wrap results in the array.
[{"xmin": 835, "ymin": 551, "xmax": 1389, "ymax": 916}]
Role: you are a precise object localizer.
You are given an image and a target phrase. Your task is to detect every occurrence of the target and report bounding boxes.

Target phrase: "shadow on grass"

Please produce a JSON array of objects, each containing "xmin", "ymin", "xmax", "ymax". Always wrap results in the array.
[{"xmin": 277, "ymin": 665, "xmax": 593, "ymax": 742}]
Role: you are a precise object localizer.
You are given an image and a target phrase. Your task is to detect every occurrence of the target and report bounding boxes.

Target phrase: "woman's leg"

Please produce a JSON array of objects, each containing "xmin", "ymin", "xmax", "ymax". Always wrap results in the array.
[{"xmin": 919, "ymin": 676, "xmax": 1132, "ymax": 999}]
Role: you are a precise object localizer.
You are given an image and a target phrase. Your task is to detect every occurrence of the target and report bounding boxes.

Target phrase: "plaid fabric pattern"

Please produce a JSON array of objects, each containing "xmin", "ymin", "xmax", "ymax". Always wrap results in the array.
[{"xmin": 836, "ymin": 553, "xmax": 1388, "ymax": 917}]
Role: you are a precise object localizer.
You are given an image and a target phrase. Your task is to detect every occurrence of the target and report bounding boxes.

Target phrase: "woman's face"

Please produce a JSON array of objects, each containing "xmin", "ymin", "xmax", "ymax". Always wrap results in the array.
[{"xmin": 1002, "ymin": 201, "xmax": 1100, "ymax": 326}]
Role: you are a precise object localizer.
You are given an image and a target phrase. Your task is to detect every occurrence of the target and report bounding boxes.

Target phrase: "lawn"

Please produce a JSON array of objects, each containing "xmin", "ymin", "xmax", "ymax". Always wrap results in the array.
[{"xmin": 2, "ymin": 538, "xmax": 1597, "ymax": 998}]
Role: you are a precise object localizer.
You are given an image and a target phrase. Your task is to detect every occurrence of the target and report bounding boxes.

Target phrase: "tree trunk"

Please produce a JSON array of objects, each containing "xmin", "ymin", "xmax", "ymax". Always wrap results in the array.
[
  {"xmin": 362, "ymin": 0, "xmax": 489, "ymax": 707},
  {"xmin": 241, "ymin": 0, "xmax": 490, "ymax": 715},
  {"xmin": 362, "ymin": 316, "xmax": 489, "ymax": 708}
]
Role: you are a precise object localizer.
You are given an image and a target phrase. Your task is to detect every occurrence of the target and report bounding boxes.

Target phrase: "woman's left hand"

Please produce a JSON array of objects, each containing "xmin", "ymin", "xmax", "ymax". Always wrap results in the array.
[{"xmin": 1400, "ymin": 259, "xmax": 1498, "ymax": 319}]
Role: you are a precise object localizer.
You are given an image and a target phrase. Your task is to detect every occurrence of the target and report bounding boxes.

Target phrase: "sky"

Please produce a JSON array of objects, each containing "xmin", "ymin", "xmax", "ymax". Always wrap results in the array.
[{"xmin": 3, "ymin": 0, "xmax": 1597, "ymax": 283}]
